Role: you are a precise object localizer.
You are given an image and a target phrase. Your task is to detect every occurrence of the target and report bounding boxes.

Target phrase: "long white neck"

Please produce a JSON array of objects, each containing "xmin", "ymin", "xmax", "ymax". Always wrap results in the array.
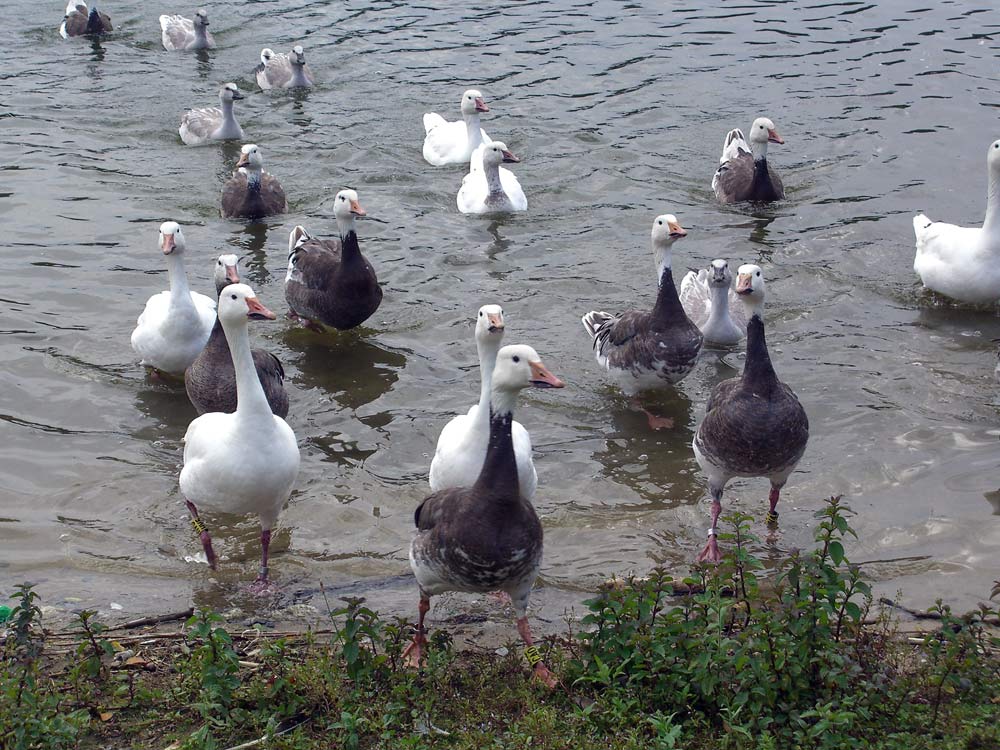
[
  {"xmin": 464, "ymin": 112, "xmax": 483, "ymax": 152},
  {"xmin": 222, "ymin": 317, "xmax": 273, "ymax": 418},
  {"xmin": 741, "ymin": 296, "xmax": 765, "ymax": 322},
  {"xmin": 166, "ymin": 252, "xmax": 194, "ymax": 312},
  {"xmin": 983, "ymin": 166, "xmax": 1000, "ymax": 234},
  {"xmin": 751, "ymin": 138, "xmax": 768, "ymax": 162},
  {"xmin": 474, "ymin": 335, "xmax": 500, "ymax": 428},
  {"xmin": 483, "ymin": 159, "xmax": 504, "ymax": 196},
  {"xmin": 335, "ymin": 212, "xmax": 357, "ymax": 237},
  {"xmin": 653, "ymin": 243, "xmax": 672, "ymax": 286},
  {"xmin": 289, "ymin": 63, "xmax": 310, "ymax": 87},
  {"xmin": 489, "ymin": 385, "xmax": 520, "ymax": 419},
  {"xmin": 706, "ymin": 285, "xmax": 731, "ymax": 327}
]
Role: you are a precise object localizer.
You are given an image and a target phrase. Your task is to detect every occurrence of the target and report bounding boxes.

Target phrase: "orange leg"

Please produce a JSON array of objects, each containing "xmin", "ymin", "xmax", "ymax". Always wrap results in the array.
[
  {"xmin": 516, "ymin": 616, "xmax": 556, "ymax": 689},
  {"xmin": 402, "ymin": 594, "xmax": 430, "ymax": 668}
]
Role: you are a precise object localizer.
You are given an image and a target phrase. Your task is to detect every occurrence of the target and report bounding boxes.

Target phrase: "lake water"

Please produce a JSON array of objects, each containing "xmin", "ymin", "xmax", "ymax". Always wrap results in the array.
[{"xmin": 2, "ymin": 0, "xmax": 999, "ymax": 633}]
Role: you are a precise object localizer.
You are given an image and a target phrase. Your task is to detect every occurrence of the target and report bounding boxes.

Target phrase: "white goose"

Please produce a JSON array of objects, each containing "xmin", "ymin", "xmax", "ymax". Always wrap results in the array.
[
  {"xmin": 423, "ymin": 89, "xmax": 491, "ymax": 167},
  {"xmin": 179, "ymin": 284, "xmax": 299, "ymax": 583},
  {"xmin": 130, "ymin": 222, "xmax": 216, "ymax": 376},
  {"xmin": 179, "ymin": 83, "xmax": 245, "ymax": 146},
  {"xmin": 159, "ymin": 9, "xmax": 215, "ymax": 50},
  {"xmin": 913, "ymin": 139, "xmax": 1000, "ymax": 304},
  {"xmin": 457, "ymin": 141, "xmax": 526, "ymax": 214},
  {"xmin": 429, "ymin": 304, "xmax": 537, "ymax": 500},
  {"xmin": 679, "ymin": 259, "xmax": 746, "ymax": 347}
]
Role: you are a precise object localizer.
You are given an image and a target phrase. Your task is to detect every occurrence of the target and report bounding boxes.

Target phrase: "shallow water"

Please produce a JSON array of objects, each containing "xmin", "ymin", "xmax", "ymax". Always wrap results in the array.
[{"xmin": 2, "ymin": 0, "xmax": 999, "ymax": 632}]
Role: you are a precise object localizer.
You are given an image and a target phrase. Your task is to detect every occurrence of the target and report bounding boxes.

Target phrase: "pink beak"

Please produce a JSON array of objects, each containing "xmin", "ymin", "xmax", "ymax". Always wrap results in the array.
[
  {"xmin": 735, "ymin": 273, "xmax": 753, "ymax": 294},
  {"xmin": 475, "ymin": 97, "xmax": 489, "ymax": 113},
  {"xmin": 767, "ymin": 129, "xmax": 784, "ymax": 145},
  {"xmin": 486, "ymin": 312, "xmax": 504, "ymax": 332},
  {"xmin": 668, "ymin": 221, "xmax": 687, "ymax": 238},
  {"xmin": 161, "ymin": 233, "xmax": 176, "ymax": 255},
  {"xmin": 245, "ymin": 297, "xmax": 276, "ymax": 320},
  {"xmin": 350, "ymin": 199, "xmax": 366, "ymax": 216},
  {"xmin": 529, "ymin": 360, "xmax": 565, "ymax": 389},
  {"xmin": 225, "ymin": 264, "xmax": 239, "ymax": 284}
]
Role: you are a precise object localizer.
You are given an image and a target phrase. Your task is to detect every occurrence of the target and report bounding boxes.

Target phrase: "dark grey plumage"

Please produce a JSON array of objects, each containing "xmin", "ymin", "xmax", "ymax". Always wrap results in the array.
[
  {"xmin": 713, "ymin": 153, "xmax": 785, "ymax": 203},
  {"xmin": 61, "ymin": 2, "xmax": 112, "ymax": 37},
  {"xmin": 221, "ymin": 173, "xmax": 287, "ymax": 221}
]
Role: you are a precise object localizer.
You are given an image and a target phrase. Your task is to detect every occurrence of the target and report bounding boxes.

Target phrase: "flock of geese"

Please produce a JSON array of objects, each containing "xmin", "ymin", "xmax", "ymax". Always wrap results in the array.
[{"xmin": 62, "ymin": 1, "xmax": 1000, "ymax": 686}]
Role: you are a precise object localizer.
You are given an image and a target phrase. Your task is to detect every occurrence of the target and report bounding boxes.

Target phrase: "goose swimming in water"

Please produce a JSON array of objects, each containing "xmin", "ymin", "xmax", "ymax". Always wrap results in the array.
[
  {"xmin": 679, "ymin": 259, "xmax": 747, "ymax": 347},
  {"xmin": 179, "ymin": 83, "xmax": 245, "ymax": 146},
  {"xmin": 221, "ymin": 144, "xmax": 288, "ymax": 221},
  {"xmin": 422, "ymin": 89, "xmax": 492, "ymax": 167},
  {"xmin": 429, "ymin": 304, "xmax": 538, "ymax": 499},
  {"xmin": 60, "ymin": 0, "xmax": 112, "ymax": 37},
  {"xmin": 180, "ymin": 284, "xmax": 299, "ymax": 585},
  {"xmin": 457, "ymin": 141, "xmax": 526, "ymax": 214},
  {"xmin": 692, "ymin": 265, "xmax": 808, "ymax": 563},
  {"xmin": 255, "ymin": 46, "xmax": 314, "ymax": 90},
  {"xmin": 160, "ymin": 9, "xmax": 214, "ymax": 50},
  {"xmin": 130, "ymin": 222, "xmax": 216, "ymax": 377},
  {"xmin": 913, "ymin": 139, "xmax": 1000, "ymax": 304},
  {"xmin": 285, "ymin": 189, "xmax": 382, "ymax": 331},
  {"xmin": 185, "ymin": 254, "xmax": 288, "ymax": 418},
  {"xmin": 406, "ymin": 344, "xmax": 564, "ymax": 688},
  {"xmin": 712, "ymin": 117, "xmax": 785, "ymax": 204}
]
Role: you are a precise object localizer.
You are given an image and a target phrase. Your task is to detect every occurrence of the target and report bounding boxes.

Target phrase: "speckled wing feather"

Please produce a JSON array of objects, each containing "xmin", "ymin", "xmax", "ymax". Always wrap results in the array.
[
  {"xmin": 180, "ymin": 107, "xmax": 221, "ymax": 141},
  {"xmin": 260, "ymin": 174, "xmax": 288, "ymax": 213},
  {"xmin": 414, "ymin": 487, "xmax": 465, "ymax": 530},
  {"xmin": 713, "ymin": 153, "xmax": 755, "ymax": 203},
  {"xmin": 159, "ymin": 14, "xmax": 194, "ymax": 49}
]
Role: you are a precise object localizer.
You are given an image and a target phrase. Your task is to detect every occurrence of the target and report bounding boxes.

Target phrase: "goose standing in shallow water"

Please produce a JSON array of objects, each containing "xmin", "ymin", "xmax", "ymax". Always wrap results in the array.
[
  {"xmin": 159, "ymin": 9, "xmax": 214, "ymax": 50},
  {"xmin": 255, "ymin": 46, "xmax": 313, "ymax": 90},
  {"xmin": 913, "ymin": 139, "xmax": 1000, "ymax": 304},
  {"xmin": 692, "ymin": 265, "xmax": 808, "ymax": 563},
  {"xmin": 130, "ymin": 222, "xmax": 216, "ymax": 377},
  {"xmin": 179, "ymin": 83, "xmax": 245, "ymax": 146},
  {"xmin": 180, "ymin": 285, "xmax": 299, "ymax": 584},
  {"xmin": 407, "ymin": 344, "xmax": 564, "ymax": 688},
  {"xmin": 221, "ymin": 144, "xmax": 288, "ymax": 221},
  {"xmin": 679, "ymin": 259, "xmax": 746, "ymax": 347},
  {"xmin": 423, "ymin": 89, "xmax": 491, "ymax": 167},
  {"xmin": 457, "ymin": 141, "xmax": 526, "ymax": 214},
  {"xmin": 712, "ymin": 117, "xmax": 785, "ymax": 204},
  {"xmin": 581, "ymin": 214, "xmax": 704, "ymax": 429},
  {"xmin": 185, "ymin": 255, "xmax": 288, "ymax": 417},
  {"xmin": 60, "ymin": 0, "xmax": 112, "ymax": 37},
  {"xmin": 429, "ymin": 305, "xmax": 537, "ymax": 499},
  {"xmin": 285, "ymin": 189, "xmax": 382, "ymax": 330}
]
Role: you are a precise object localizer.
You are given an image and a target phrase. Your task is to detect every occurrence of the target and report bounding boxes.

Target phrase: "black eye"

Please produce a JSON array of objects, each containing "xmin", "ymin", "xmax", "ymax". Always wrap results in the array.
[
  {"xmin": 512, "ymin": 356, "xmax": 520, "ymax": 363},
  {"xmin": 756, "ymin": 272, "xmax": 761, "ymax": 277},
  {"xmin": 479, "ymin": 311, "xmax": 483, "ymax": 316},
  {"xmin": 230, "ymin": 294, "xmax": 237, "ymax": 300},
  {"xmin": 759, "ymin": 124, "xmax": 764, "ymax": 129},
  {"xmin": 658, "ymin": 220, "xmax": 663, "ymax": 225}
]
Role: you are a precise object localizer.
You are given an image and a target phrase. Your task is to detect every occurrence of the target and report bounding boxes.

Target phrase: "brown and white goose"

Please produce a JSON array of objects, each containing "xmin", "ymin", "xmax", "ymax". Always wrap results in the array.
[
  {"xmin": 692, "ymin": 264, "xmax": 809, "ymax": 562},
  {"xmin": 712, "ymin": 117, "xmax": 785, "ymax": 204},
  {"xmin": 159, "ymin": 9, "xmax": 214, "ymax": 50},
  {"xmin": 581, "ymin": 214, "xmax": 704, "ymax": 427},
  {"xmin": 60, "ymin": 0, "xmax": 112, "ymax": 38},
  {"xmin": 221, "ymin": 144, "xmax": 288, "ymax": 221},
  {"xmin": 185, "ymin": 254, "xmax": 288, "ymax": 418},
  {"xmin": 406, "ymin": 344, "xmax": 564, "ymax": 688},
  {"xmin": 255, "ymin": 46, "xmax": 314, "ymax": 90},
  {"xmin": 284, "ymin": 189, "xmax": 382, "ymax": 331}
]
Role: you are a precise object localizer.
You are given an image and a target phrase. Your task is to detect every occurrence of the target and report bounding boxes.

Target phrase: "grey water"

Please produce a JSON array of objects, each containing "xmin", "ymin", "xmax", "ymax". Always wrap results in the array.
[{"xmin": 2, "ymin": 0, "xmax": 999, "ymax": 632}]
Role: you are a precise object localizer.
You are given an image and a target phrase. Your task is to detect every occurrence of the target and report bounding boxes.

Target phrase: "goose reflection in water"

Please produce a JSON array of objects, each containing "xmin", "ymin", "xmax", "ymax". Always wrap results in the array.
[{"xmin": 225, "ymin": 223, "xmax": 273, "ymax": 286}]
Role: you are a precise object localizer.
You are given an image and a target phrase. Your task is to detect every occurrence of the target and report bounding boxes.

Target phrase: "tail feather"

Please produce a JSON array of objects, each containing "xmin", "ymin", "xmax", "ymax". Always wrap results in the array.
[
  {"xmin": 582, "ymin": 310, "xmax": 613, "ymax": 340},
  {"xmin": 423, "ymin": 112, "xmax": 446, "ymax": 134},
  {"xmin": 720, "ymin": 128, "xmax": 749, "ymax": 163}
]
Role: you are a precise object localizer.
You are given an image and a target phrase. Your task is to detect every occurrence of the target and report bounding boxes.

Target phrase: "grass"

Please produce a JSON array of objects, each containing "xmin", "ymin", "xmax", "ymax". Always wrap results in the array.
[{"xmin": 2, "ymin": 497, "xmax": 998, "ymax": 750}]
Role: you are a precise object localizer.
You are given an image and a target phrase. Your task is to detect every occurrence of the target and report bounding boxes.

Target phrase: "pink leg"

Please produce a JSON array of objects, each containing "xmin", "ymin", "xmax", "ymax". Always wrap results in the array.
[
  {"xmin": 256, "ymin": 528, "xmax": 271, "ymax": 582},
  {"xmin": 185, "ymin": 500, "xmax": 217, "ymax": 570},
  {"xmin": 516, "ymin": 616, "xmax": 556, "ymax": 689},
  {"xmin": 696, "ymin": 492, "xmax": 723, "ymax": 564},
  {"xmin": 766, "ymin": 486, "xmax": 781, "ymax": 525},
  {"xmin": 489, "ymin": 591, "xmax": 512, "ymax": 605},
  {"xmin": 402, "ymin": 595, "xmax": 430, "ymax": 668},
  {"xmin": 629, "ymin": 397, "xmax": 674, "ymax": 430}
]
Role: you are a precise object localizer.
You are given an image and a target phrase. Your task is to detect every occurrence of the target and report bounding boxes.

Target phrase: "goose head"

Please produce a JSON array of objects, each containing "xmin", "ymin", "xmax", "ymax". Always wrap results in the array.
[
  {"xmin": 988, "ymin": 139, "xmax": 1000, "ymax": 176},
  {"xmin": 490, "ymin": 344, "xmax": 564, "ymax": 415},
  {"xmin": 475, "ymin": 304, "xmax": 505, "ymax": 344},
  {"xmin": 333, "ymin": 189, "xmax": 365, "ymax": 235},
  {"xmin": 260, "ymin": 48, "xmax": 274, "ymax": 66},
  {"xmin": 735, "ymin": 263, "xmax": 766, "ymax": 318},
  {"xmin": 218, "ymin": 284, "xmax": 275, "ymax": 328},
  {"xmin": 651, "ymin": 213, "xmax": 687, "ymax": 281},
  {"xmin": 291, "ymin": 45, "xmax": 306, "ymax": 66},
  {"xmin": 235, "ymin": 144, "xmax": 263, "ymax": 172},
  {"xmin": 194, "ymin": 8, "xmax": 209, "ymax": 27},
  {"xmin": 749, "ymin": 117, "xmax": 783, "ymax": 146},
  {"xmin": 213, "ymin": 253, "xmax": 241, "ymax": 295},
  {"xmin": 220, "ymin": 82, "xmax": 244, "ymax": 103},
  {"xmin": 461, "ymin": 89, "xmax": 489, "ymax": 116},
  {"xmin": 707, "ymin": 259, "xmax": 733, "ymax": 288},
  {"xmin": 481, "ymin": 141, "xmax": 520, "ymax": 168},
  {"xmin": 158, "ymin": 221, "xmax": 186, "ymax": 256}
]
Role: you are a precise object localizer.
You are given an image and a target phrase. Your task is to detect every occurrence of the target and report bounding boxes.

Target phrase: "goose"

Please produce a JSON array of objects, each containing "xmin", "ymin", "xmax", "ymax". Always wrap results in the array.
[
  {"xmin": 180, "ymin": 284, "xmax": 299, "ymax": 584},
  {"xmin": 185, "ymin": 254, "xmax": 289, "ymax": 418},
  {"xmin": 692, "ymin": 264, "xmax": 809, "ymax": 563},
  {"xmin": 255, "ymin": 46, "xmax": 313, "ymax": 90},
  {"xmin": 285, "ymin": 189, "xmax": 382, "ymax": 331},
  {"xmin": 406, "ymin": 344, "xmax": 564, "ymax": 687},
  {"xmin": 679, "ymin": 259, "xmax": 747, "ymax": 347},
  {"xmin": 423, "ymin": 89, "xmax": 491, "ymax": 167},
  {"xmin": 581, "ymin": 214, "xmax": 704, "ymax": 428},
  {"xmin": 60, "ymin": 0, "xmax": 112, "ymax": 37},
  {"xmin": 159, "ymin": 9, "xmax": 215, "ymax": 51},
  {"xmin": 712, "ymin": 117, "xmax": 785, "ymax": 204},
  {"xmin": 130, "ymin": 222, "xmax": 216, "ymax": 376},
  {"xmin": 221, "ymin": 144, "xmax": 288, "ymax": 221},
  {"xmin": 179, "ymin": 83, "xmax": 245, "ymax": 146},
  {"xmin": 429, "ymin": 305, "xmax": 537, "ymax": 499},
  {"xmin": 913, "ymin": 139, "xmax": 1000, "ymax": 304},
  {"xmin": 457, "ymin": 142, "xmax": 526, "ymax": 214}
]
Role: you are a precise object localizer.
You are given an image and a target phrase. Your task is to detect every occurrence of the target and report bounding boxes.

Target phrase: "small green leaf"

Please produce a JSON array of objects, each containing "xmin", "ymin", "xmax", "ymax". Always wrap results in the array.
[{"xmin": 829, "ymin": 541, "xmax": 845, "ymax": 566}]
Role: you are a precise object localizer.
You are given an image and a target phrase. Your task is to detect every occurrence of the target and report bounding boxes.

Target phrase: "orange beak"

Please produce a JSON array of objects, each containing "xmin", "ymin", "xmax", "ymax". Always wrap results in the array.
[
  {"xmin": 225, "ymin": 264, "xmax": 239, "ymax": 284},
  {"xmin": 161, "ymin": 233, "xmax": 176, "ymax": 255},
  {"xmin": 349, "ymin": 199, "xmax": 366, "ymax": 216},
  {"xmin": 486, "ymin": 312, "xmax": 504, "ymax": 332},
  {"xmin": 245, "ymin": 296, "xmax": 276, "ymax": 320},
  {"xmin": 735, "ymin": 273, "xmax": 753, "ymax": 294},
  {"xmin": 475, "ymin": 97, "xmax": 489, "ymax": 113},
  {"xmin": 529, "ymin": 360, "xmax": 564, "ymax": 389},
  {"xmin": 767, "ymin": 129, "xmax": 784, "ymax": 145},
  {"xmin": 236, "ymin": 152, "xmax": 251, "ymax": 169},
  {"xmin": 668, "ymin": 221, "xmax": 687, "ymax": 238},
  {"xmin": 501, "ymin": 149, "xmax": 520, "ymax": 164}
]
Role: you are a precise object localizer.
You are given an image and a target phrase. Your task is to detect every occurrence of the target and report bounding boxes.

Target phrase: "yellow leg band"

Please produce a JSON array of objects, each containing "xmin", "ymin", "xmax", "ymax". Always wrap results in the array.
[
  {"xmin": 766, "ymin": 510, "xmax": 779, "ymax": 524},
  {"xmin": 524, "ymin": 645, "xmax": 542, "ymax": 666},
  {"xmin": 190, "ymin": 517, "xmax": 207, "ymax": 535}
]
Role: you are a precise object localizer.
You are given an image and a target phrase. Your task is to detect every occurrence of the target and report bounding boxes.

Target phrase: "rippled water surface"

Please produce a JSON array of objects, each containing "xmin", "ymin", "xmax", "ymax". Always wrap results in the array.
[{"xmin": 3, "ymin": 0, "xmax": 1000, "ymax": 630}]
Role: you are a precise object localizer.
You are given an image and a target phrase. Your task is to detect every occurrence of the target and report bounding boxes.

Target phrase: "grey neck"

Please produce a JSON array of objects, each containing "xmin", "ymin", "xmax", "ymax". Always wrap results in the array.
[
  {"xmin": 193, "ymin": 23, "xmax": 209, "ymax": 47},
  {"xmin": 245, "ymin": 166, "xmax": 262, "ymax": 191},
  {"xmin": 289, "ymin": 63, "xmax": 310, "ymax": 87},
  {"xmin": 483, "ymin": 160, "xmax": 505, "ymax": 199},
  {"xmin": 706, "ymin": 284, "xmax": 731, "ymax": 328},
  {"xmin": 213, "ymin": 99, "xmax": 242, "ymax": 139},
  {"xmin": 750, "ymin": 139, "xmax": 768, "ymax": 162}
]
